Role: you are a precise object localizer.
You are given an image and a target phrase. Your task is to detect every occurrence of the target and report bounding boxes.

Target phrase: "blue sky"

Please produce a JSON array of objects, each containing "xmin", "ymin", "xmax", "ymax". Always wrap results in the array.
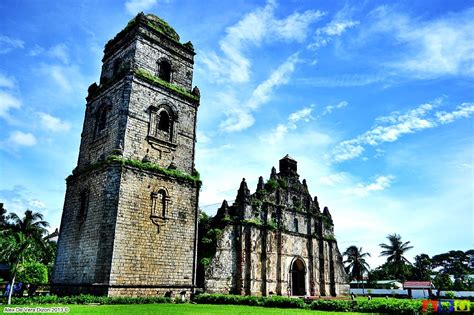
[{"xmin": 0, "ymin": 0, "xmax": 473, "ymax": 268}]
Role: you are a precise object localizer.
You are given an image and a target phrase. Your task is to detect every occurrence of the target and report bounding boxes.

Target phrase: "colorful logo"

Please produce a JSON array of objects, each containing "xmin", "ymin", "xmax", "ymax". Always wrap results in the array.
[{"xmin": 422, "ymin": 299, "xmax": 470, "ymax": 313}]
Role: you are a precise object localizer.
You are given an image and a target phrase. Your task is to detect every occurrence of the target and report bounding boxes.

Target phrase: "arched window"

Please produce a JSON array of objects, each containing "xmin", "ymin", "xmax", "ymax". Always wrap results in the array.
[
  {"xmin": 157, "ymin": 110, "xmax": 170, "ymax": 132},
  {"xmin": 94, "ymin": 102, "xmax": 111, "ymax": 138},
  {"xmin": 151, "ymin": 189, "xmax": 168, "ymax": 218},
  {"xmin": 148, "ymin": 104, "xmax": 176, "ymax": 144},
  {"xmin": 294, "ymin": 218, "xmax": 299, "ymax": 233},
  {"xmin": 97, "ymin": 108, "xmax": 108, "ymax": 132},
  {"xmin": 158, "ymin": 60, "xmax": 171, "ymax": 82},
  {"xmin": 78, "ymin": 190, "xmax": 89, "ymax": 218},
  {"xmin": 158, "ymin": 189, "xmax": 167, "ymax": 217}
]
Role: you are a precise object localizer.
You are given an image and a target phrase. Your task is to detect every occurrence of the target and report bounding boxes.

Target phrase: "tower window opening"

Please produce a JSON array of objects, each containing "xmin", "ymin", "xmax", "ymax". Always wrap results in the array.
[
  {"xmin": 96, "ymin": 107, "xmax": 108, "ymax": 135},
  {"xmin": 158, "ymin": 60, "xmax": 171, "ymax": 82},
  {"xmin": 78, "ymin": 190, "xmax": 89, "ymax": 218},
  {"xmin": 294, "ymin": 218, "xmax": 299, "ymax": 233},
  {"xmin": 158, "ymin": 189, "xmax": 167, "ymax": 217},
  {"xmin": 157, "ymin": 110, "xmax": 170, "ymax": 133}
]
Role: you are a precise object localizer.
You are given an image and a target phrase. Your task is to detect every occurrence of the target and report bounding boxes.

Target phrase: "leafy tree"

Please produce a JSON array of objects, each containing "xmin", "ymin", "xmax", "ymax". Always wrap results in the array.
[
  {"xmin": 432, "ymin": 250, "xmax": 470, "ymax": 279},
  {"xmin": 0, "ymin": 203, "xmax": 6, "ymax": 228},
  {"xmin": 16, "ymin": 261, "xmax": 48, "ymax": 296},
  {"xmin": 367, "ymin": 263, "xmax": 395, "ymax": 285},
  {"xmin": 343, "ymin": 246, "xmax": 371, "ymax": 282},
  {"xmin": 411, "ymin": 254, "xmax": 432, "ymax": 281},
  {"xmin": 0, "ymin": 209, "xmax": 52, "ymax": 304},
  {"xmin": 379, "ymin": 233, "xmax": 413, "ymax": 281},
  {"xmin": 433, "ymin": 272, "xmax": 453, "ymax": 291},
  {"xmin": 453, "ymin": 276, "xmax": 469, "ymax": 291}
]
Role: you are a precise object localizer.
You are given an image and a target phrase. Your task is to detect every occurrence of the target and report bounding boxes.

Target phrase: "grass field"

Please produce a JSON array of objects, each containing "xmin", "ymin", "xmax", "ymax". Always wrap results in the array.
[{"xmin": 1, "ymin": 303, "xmax": 376, "ymax": 315}]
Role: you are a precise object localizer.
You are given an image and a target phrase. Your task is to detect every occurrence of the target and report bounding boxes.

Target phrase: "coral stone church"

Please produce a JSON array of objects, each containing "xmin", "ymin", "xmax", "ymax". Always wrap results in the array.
[{"xmin": 51, "ymin": 13, "xmax": 348, "ymax": 297}]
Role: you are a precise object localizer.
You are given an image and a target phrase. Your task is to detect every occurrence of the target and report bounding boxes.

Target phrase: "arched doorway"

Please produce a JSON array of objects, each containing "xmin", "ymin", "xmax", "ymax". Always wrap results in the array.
[{"xmin": 291, "ymin": 258, "xmax": 306, "ymax": 296}]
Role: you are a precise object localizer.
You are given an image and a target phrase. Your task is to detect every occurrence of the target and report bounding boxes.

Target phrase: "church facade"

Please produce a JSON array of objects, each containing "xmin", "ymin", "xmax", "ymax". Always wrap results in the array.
[{"xmin": 204, "ymin": 156, "xmax": 349, "ymax": 296}]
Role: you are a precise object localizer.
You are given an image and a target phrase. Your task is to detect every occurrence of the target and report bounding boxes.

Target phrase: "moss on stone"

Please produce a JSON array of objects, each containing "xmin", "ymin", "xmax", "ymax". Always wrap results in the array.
[
  {"xmin": 69, "ymin": 155, "xmax": 201, "ymax": 187},
  {"xmin": 104, "ymin": 13, "xmax": 191, "ymax": 55},
  {"xmin": 135, "ymin": 68, "xmax": 199, "ymax": 102},
  {"xmin": 145, "ymin": 14, "xmax": 180, "ymax": 42}
]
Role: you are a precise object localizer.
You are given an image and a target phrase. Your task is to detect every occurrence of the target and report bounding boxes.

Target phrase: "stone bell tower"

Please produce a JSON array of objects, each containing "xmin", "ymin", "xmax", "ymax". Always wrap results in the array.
[{"xmin": 52, "ymin": 13, "xmax": 201, "ymax": 296}]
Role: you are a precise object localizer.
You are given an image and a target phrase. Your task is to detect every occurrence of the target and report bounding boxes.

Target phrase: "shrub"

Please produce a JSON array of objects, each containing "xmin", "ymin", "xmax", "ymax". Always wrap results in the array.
[
  {"xmin": 444, "ymin": 291, "xmax": 455, "ymax": 299},
  {"xmin": 261, "ymin": 296, "xmax": 305, "ymax": 309},
  {"xmin": 354, "ymin": 299, "xmax": 421, "ymax": 314},
  {"xmin": 265, "ymin": 179, "xmax": 279, "ymax": 192},
  {"xmin": 310, "ymin": 299, "xmax": 353, "ymax": 312},
  {"xmin": 192, "ymin": 294, "xmax": 307, "ymax": 309},
  {"xmin": 11, "ymin": 294, "xmax": 171, "ymax": 305},
  {"xmin": 17, "ymin": 261, "xmax": 48, "ymax": 285},
  {"xmin": 193, "ymin": 294, "xmax": 261, "ymax": 306}
]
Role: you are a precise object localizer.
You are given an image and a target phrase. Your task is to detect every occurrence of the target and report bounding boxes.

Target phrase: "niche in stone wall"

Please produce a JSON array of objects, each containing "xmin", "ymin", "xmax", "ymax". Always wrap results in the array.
[
  {"xmin": 147, "ymin": 103, "xmax": 178, "ymax": 152},
  {"xmin": 150, "ymin": 188, "xmax": 170, "ymax": 233}
]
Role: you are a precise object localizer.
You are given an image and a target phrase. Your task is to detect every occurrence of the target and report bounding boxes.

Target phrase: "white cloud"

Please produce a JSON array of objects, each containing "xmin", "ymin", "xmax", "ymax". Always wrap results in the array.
[
  {"xmin": 0, "ymin": 35, "xmax": 24, "ymax": 54},
  {"xmin": 38, "ymin": 112, "xmax": 71, "ymax": 132},
  {"xmin": 368, "ymin": 6, "xmax": 474, "ymax": 78},
  {"xmin": 308, "ymin": 18, "xmax": 358, "ymax": 50},
  {"xmin": 29, "ymin": 44, "xmax": 45, "ymax": 56},
  {"xmin": 220, "ymin": 53, "xmax": 300, "ymax": 132},
  {"xmin": 247, "ymin": 53, "xmax": 299, "ymax": 110},
  {"xmin": 345, "ymin": 175, "xmax": 394, "ymax": 197},
  {"xmin": 0, "ymin": 186, "xmax": 47, "ymax": 215},
  {"xmin": 260, "ymin": 123, "xmax": 289, "ymax": 144},
  {"xmin": 6, "ymin": 131, "xmax": 37, "ymax": 147},
  {"xmin": 219, "ymin": 108, "xmax": 255, "ymax": 133},
  {"xmin": 288, "ymin": 106, "xmax": 314, "ymax": 124},
  {"xmin": 260, "ymin": 104, "xmax": 314, "ymax": 144},
  {"xmin": 197, "ymin": 131, "xmax": 211, "ymax": 144},
  {"xmin": 298, "ymin": 74, "xmax": 387, "ymax": 88},
  {"xmin": 0, "ymin": 91, "xmax": 21, "ymax": 121},
  {"xmin": 435, "ymin": 103, "xmax": 474, "ymax": 124},
  {"xmin": 332, "ymin": 101, "xmax": 474, "ymax": 162},
  {"xmin": 319, "ymin": 172, "xmax": 349, "ymax": 186},
  {"xmin": 0, "ymin": 73, "xmax": 15, "ymax": 89},
  {"xmin": 30, "ymin": 199, "xmax": 46, "ymax": 209},
  {"xmin": 202, "ymin": 1, "xmax": 323, "ymax": 83},
  {"xmin": 125, "ymin": 0, "xmax": 157, "ymax": 15},
  {"xmin": 48, "ymin": 44, "xmax": 69, "ymax": 64},
  {"xmin": 322, "ymin": 101, "xmax": 348, "ymax": 115},
  {"xmin": 36, "ymin": 63, "xmax": 87, "ymax": 93}
]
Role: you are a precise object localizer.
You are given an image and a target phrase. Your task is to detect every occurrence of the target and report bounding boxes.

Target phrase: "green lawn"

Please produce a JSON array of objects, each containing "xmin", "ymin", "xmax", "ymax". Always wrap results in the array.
[{"xmin": 1, "ymin": 303, "xmax": 377, "ymax": 315}]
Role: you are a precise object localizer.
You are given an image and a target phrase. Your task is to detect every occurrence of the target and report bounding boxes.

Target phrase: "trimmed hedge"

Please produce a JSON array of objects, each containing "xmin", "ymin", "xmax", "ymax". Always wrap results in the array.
[
  {"xmin": 310, "ymin": 299, "xmax": 422, "ymax": 314},
  {"xmin": 192, "ymin": 294, "xmax": 306, "ymax": 309},
  {"xmin": 9, "ymin": 294, "xmax": 171, "ymax": 305},
  {"xmin": 195, "ymin": 294, "xmax": 474, "ymax": 314}
]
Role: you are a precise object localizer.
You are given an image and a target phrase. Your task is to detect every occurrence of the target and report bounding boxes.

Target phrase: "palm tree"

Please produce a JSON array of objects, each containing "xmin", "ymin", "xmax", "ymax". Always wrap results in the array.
[
  {"xmin": 0, "ymin": 209, "xmax": 51, "ymax": 304},
  {"xmin": 343, "ymin": 246, "xmax": 371, "ymax": 292},
  {"xmin": 379, "ymin": 233, "xmax": 413, "ymax": 280},
  {"xmin": 0, "ymin": 203, "xmax": 7, "ymax": 229}
]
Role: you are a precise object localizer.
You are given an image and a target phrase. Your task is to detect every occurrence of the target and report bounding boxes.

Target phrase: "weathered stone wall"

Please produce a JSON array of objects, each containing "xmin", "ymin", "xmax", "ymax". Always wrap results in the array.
[
  {"xmin": 204, "ymin": 225, "xmax": 237, "ymax": 294},
  {"xmin": 108, "ymin": 166, "xmax": 198, "ymax": 294},
  {"xmin": 204, "ymin": 156, "xmax": 349, "ymax": 297},
  {"xmin": 52, "ymin": 165, "xmax": 121, "ymax": 295},
  {"xmin": 77, "ymin": 79, "xmax": 132, "ymax": 168},
  {"xmin": 52, "ymin": 13, "xmax": 199, "ymax": 297},
  {"xmin": 205, "ymin": 224, "xmax": 348, "ymax": 297},
  {"xmin": 133, "ymin": 35, "xmax": 194, "ymax": 91},
  {"xmin": 123, "ymin": 79, "xmax": 197, "ymax": 174}
]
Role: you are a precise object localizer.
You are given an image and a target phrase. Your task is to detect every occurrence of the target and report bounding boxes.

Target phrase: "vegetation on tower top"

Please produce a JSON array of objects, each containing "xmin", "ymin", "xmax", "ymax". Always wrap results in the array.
[
  {"xmin": 144, "ymin": 13, "xmax": 180, "ymax": 42},
  {"xmin": 104, "ymin": 12, "xmax": 194, "ymax": 54}
]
